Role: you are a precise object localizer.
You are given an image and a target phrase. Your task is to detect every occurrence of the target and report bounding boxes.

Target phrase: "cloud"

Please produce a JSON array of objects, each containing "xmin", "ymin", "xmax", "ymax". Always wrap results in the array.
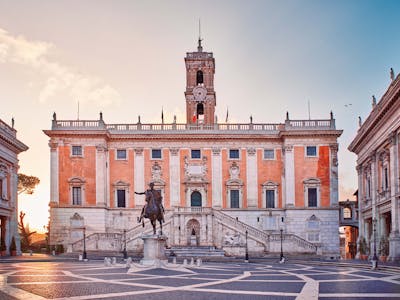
[{"xmin": 0, "ymin": 27, "xmax": 120, "ymax": 106}]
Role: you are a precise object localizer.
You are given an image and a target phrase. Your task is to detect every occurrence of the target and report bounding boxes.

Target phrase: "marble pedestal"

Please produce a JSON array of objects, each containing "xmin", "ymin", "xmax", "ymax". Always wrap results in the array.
[{"xmin": 140, "ymin": 234, "xmax": 168, "ymax": 266}]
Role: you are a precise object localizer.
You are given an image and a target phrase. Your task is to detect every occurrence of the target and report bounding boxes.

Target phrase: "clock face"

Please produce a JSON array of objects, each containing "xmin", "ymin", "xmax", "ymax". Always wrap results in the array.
[{"xmin": 193, "ymin": 86, "xmax": 207, "ymax": 101}]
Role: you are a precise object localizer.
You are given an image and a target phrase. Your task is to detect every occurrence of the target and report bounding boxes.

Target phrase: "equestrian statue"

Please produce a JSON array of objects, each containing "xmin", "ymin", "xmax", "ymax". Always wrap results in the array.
[{"xmin": 135, "ymin": 182, "xmax": 165, "ymax": 235}]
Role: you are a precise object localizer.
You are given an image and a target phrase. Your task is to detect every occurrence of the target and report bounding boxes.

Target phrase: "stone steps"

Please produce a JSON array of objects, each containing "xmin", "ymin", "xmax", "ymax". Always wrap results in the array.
[{"xmin": 166, "ymin": 246, "xmax": 225, "ymax": 258}]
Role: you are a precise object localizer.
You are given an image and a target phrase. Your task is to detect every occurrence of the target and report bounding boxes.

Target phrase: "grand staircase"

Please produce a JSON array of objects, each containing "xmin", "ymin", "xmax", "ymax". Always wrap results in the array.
[
  {"xmin": 213, "ymin": 210, "xmax": 318, "ymax": 254},
  {"xmin": 70, "ymin": 208, "xmax": 317, "ymax": 256}
]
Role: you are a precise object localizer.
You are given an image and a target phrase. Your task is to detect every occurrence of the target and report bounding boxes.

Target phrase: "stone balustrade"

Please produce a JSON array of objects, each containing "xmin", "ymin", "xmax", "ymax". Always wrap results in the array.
[{"xmin": 51, "ymin": 119, "xmax": 336, "ymax": 133}]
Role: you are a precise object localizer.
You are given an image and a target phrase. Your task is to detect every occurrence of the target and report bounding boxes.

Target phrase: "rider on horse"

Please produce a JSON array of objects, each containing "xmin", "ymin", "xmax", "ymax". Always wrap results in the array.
[{"xmin": 135, "ymin": 182, "xmax": 165, "ymax": 223}]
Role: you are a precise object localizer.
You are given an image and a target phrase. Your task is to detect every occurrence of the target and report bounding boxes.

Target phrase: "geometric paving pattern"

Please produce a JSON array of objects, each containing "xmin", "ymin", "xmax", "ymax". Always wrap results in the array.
[{"xmin": 0, "ymin": 261, "xmax": 399, "ymax": 299}]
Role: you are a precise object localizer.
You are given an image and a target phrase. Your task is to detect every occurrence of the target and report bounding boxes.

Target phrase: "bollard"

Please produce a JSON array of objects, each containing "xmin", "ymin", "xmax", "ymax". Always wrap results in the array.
[
  {"xmin": 112, "ymin": 257, "xmax": 117, "ymax": 265},
  {"xmin": 196, "ymin": 258, "xmax": 202, "ymax": 267},
  {"xmin": 183, "ymin": 258, "xmax": 188, "ymax": 266},
  {"xmin": 172, "ymin": 257, "xmax": 177, "ymax": 264},
  {"xmin": 190, "ymin": 257, "xmax": 194, "ymax": 266},
  {"xmin": 79, "ymin": 254, "xmax": 83, "ymax": 261}
]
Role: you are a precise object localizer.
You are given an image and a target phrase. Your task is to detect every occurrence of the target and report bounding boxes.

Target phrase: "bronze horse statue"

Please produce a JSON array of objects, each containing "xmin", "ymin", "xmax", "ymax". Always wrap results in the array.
[{"xmin": 137, "ymin": 184, "xmax": 164, "ymax": 235}]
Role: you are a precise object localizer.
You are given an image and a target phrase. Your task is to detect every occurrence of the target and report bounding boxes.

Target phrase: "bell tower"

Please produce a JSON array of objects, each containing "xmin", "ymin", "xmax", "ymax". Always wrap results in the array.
[{"xmin": 185, "ymin": 38, "xmax": 216, "ymax": 125}]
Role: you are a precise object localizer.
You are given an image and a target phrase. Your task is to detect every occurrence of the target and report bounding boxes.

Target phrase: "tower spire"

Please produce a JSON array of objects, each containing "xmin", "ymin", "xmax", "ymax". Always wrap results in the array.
[{"xmin": 197, "ymin": 19, "xmax": 203, "ymax": 52}]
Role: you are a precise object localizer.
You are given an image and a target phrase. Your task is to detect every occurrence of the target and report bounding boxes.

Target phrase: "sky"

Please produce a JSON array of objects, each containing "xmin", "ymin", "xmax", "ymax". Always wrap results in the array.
[{"xmin": 1, "ymin": 0, "xmax": 399, "ymax": 232}]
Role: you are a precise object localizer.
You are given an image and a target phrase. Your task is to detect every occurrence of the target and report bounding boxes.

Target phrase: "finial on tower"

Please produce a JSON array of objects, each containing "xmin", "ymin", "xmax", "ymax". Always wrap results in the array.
[{"xmin": 197, "ymin": 18, "xmax": 203, "ymax": 52}]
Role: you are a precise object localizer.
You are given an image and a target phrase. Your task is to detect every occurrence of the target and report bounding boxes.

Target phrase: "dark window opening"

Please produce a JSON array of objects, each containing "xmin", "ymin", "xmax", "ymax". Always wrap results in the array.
[
  {"xmin": 197, "ymin": 103, "xmax": 204, "ymax": 115},
  {"xmin": 117, "ymin": 149, "xmax": 127, "ymax": 159},
  {"xmin": 191, "ymin": 191, "xmax": 202, "ymax": 207},
  {"xmin": 230, "ymin": 190, "xmax": 240, "ymax": 208},
  {"xmin": 266, "ymin": 190, "xmax": 275, "ymax": 208},
  {"xmin": 72, "ymin": 187, "xmax": 82, "ymax": 205},
  {"xmin": 306, "ymin": 146, "xmax": 317, "ymax": 157},
  {"xmin": 229, "ymin": 149, "xmax": 240, "ymax": 159},
  {"xmin": 117, "ymin": 189, "xmax": 126, "ymax": 208},
  {"xmin": 196, "ymin": 70, "xmax": 203, "ymax": 85},
  {"xmin": 72, "ymin": 146, "xmax": 82, "ymax": 156},
  {"xmin": 191, "ymin": 149, "xmax": 201, "ymax": 159},
  {"xmin": 152, "ymin": 149, "xmax": 162, "ymax": 159},
  {"xmin": 308, "ymin": 188, "xmax": 317, "ymax": 207}
]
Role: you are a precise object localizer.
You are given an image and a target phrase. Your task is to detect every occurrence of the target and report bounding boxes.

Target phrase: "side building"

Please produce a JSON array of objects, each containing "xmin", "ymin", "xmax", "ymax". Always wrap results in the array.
[
  {"xmin": 44, "ymin": 41, "xmax": 343, "ymax": 257},
  {"xmin": 349, "ymin": 69, "xmax": 400, "ymax": 261},
  {"xmin": 0, "ymin": 119, "xmax": 28, "ymax": 255}
]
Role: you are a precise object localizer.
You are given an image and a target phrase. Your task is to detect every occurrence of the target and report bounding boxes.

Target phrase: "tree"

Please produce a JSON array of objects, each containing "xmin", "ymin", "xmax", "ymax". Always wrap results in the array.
[
  {"xmin": 18, "ymin": 211, "xmax": 36, "ymax": 251},
  {"xmin": 18, "ymin": 174, "xmax": 40, "ymax": 195}
]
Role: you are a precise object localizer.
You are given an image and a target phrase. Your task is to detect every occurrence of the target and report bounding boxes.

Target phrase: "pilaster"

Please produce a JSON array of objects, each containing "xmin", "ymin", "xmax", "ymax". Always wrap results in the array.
[
  {"xmin": 49, "ymin": 141, "xmax": 59, "ymax": 204},
  {"xmin": 329, "ymin": 144, "xmax": 339, "ymax": 207},
  {"xmin": 211, "ymin": 148, "xmax": 222, "ymax": 208},
  {"xmin": 246, "ymin": 148, "xmax": 257, "ymax": 208},
  {"xmin": 95, "ymin": 145, "xmax": 107, "ymax": 207},
  {"xmin": 169, "ymin": 148, "xmax": 180, "ymax": 208},
  {"xmin": 284, "ymin": 145, "xmax": 295, "ymax": 207},
  {"xmin": 134, "ymin": 148, "xmax": 145, "ymax": 206}
]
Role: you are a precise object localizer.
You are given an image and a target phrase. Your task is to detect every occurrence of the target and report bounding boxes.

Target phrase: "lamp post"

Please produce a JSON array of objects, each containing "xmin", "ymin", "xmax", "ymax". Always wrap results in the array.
[
  {"xmin": 280, "ymin": 228, "xmax": 284, "ymax": 263},
  {"xmin": 245, "ymin": 230, "xmax": 249, "ymax": 262},
  {"xmin": 122, "ymin": 229, "xmax": 128, "ymax": 259},
  {"xmin": 372, "ymin": 218, "xmax": 378, "ymax": 269},
  {"xmin": 82, "ymin": 227, "xmax": 87, "ymax": 260}
]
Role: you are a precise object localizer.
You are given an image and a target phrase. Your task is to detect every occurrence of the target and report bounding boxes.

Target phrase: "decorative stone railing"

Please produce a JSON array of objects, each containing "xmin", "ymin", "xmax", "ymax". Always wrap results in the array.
[
  {"xmin": 285, "ymin": 119, "xmax": 335, "ymax": 130},
  {"xmin": 213, "ymin": 210, "xmax": 317, "ymax": 252},
  {"xmin": 173, "ymin": 207, "xmax": 213, "ymax": 214},
  {"xmin": 51, "ymin": 119, "xmax": 336, "ymax": 133},
  {"xmin": 71, "ymin": 232, "xmax": 122, "ymax": 252}
]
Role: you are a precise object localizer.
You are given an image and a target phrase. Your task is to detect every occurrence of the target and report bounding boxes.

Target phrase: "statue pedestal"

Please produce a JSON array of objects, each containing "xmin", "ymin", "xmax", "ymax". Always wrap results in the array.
[
  {"xmin": 127, "ymin": 234, "xmax": 194, "ymax": 274},
  {"xmin": 140, "ymin": 234, "xmax": 168, "ymax": 266}
]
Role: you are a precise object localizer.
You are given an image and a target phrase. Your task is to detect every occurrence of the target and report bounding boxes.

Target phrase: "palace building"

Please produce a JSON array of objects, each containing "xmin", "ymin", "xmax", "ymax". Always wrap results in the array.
[
  {"xmin": 0, "ymin": 119, "xmax": 28, "ymax": 255},
  {"xmin": 44, "ymin": 40, "xmax": 342, "ymax": 257},
  {"xmin": 348, "ymin": 69, "xmax": 400, "ymax": 261}
]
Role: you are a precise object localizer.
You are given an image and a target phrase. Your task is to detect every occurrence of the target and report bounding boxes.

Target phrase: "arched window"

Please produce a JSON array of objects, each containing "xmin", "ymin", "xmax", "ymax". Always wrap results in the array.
[
  {"xmin": 191, "ymin": 191, "xmax": 202, "ymax": 207},
  {"xmin": 196, "ymin": 70, "xmax": 203, "ymax": 85}
]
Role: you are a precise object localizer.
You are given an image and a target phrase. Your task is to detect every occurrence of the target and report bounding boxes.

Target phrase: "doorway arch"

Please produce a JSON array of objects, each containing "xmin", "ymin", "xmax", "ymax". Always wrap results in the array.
[{"xmin": 186, "ymin": 218, "xmax": 200, "ymax": 246}]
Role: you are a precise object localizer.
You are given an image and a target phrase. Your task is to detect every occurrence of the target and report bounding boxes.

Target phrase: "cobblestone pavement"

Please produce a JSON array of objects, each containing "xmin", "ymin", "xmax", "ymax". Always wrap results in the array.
[{"xmin": 0, "ymin": 260, "xmax": 399, "ymax": 299}]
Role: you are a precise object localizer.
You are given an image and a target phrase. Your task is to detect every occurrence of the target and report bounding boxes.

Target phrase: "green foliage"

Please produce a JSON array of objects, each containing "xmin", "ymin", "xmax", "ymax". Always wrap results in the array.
[
  {"xmin": 358, "ymin": 236, "xmax": 369, "ymax": 255},
  {"xmin": 379, "ymin": 235, "xmax": 389, "ymax": 256},
  {"xmin": 10, "ymin": 236, "xmax": 16, "ymax": 251},
  {"xmin": 17, "ymin": 173, "xmax": 40, "ymax": 195}
]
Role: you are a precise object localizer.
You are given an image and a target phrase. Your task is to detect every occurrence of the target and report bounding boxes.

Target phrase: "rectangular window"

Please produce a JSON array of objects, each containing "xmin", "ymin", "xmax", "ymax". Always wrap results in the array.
[
  {"xmin": 72, "ymin": 187, "xmax": 82, "ymax": 205},
  {"xmin": 116, "ymin": 149, "xmax": 127, "ymax": 160},
  {"xmin": 266, "ymin": 190, "xmax": 275, "ymax": 208},
  {"xmin": 151, "ymin": 149, "xmax": 162, "ymax": 159},
  {"xmin": 117, "ymin": 189, "xmax": 126, "ymax": 208},
  {"xmin": 229, "ymin": 149, "xmax": 240, "ymax": 159},
  {"xmin": 264, "ymin": 149, "xmax": 275, "ymax": 160},
  {"xmin": 230, "ymin": 190, "xmax": 240, "ymax": 208},
  {"xmin": 191, "ymin": 149, "xmax": 201, "ymax": 159},
  {"xmin": 306, "ymin": 146, "xmax": 317, "ymax": 157},
  {"xmin": 308, "ymin": 188, "xmax": 317, "ymax": 207},
  {"xmin": 384, "ymin": 167, "xmax": 388, "ymax": 190},
  {"xmin": 72, "ymin": 146, "xmax": 82, "ymax": 156}
]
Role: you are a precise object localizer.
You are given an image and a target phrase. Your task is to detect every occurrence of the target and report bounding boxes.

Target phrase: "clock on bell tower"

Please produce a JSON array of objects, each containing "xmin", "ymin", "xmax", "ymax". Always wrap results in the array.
[{"xmin": 185, "ymin": 38, "xmax": 216, "ymax": 125}]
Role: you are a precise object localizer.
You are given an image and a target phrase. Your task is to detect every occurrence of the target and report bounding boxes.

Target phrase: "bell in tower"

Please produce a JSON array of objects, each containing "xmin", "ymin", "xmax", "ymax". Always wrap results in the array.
[{"xmin": 184, "ymin": 38, "xmax": 216, "ymax": 125}]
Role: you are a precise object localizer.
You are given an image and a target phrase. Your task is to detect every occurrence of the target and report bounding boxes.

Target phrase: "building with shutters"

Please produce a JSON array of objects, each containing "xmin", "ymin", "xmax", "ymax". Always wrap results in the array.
[{"xmin": 44, "ymin": 40, "xmax": 342, "ymax": 257}]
